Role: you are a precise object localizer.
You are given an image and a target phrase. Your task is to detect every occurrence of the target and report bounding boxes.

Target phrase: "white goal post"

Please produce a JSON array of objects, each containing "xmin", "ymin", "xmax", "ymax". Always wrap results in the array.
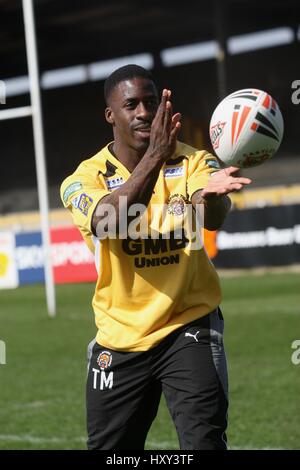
[{"xmin": 0, "ymin": 0, "xmax": 56, "ymax": 316}]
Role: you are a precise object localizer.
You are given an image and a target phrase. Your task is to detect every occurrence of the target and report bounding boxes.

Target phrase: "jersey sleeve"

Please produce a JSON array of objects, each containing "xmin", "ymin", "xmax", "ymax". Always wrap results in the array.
[
  {"xmin": 187, "ymin": 151, "xmax": 221, "ymax": 199},
  {"xmin": 60, "ymin": 168, "xmax": 110, "ymax": 236}
]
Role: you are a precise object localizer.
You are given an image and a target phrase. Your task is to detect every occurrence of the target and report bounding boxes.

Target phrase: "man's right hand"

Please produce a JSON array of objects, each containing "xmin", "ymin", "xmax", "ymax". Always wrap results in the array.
[
  {"xmin": 92, "ymin": 92, "xmax": 181, "ymax": 237},
  {"xmin": 146, "ymin": 89, "xmax": 181, "ymax": 162}
]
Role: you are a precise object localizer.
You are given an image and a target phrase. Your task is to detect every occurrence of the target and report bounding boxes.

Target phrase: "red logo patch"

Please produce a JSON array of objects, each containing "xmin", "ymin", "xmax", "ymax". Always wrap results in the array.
[{"xmin": 97, "ymin": 351, "xmax": 112, "ymax": 370}]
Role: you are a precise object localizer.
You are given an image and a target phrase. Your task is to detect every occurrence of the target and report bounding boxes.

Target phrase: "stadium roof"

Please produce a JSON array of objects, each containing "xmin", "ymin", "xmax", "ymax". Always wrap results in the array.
[
  {"xmin": 1, "ymin": 0, "xmax": 300, "ymax": 80},
  {"xmin": 1, "ymin": 0, "xmax": 300, "ymax": 202}
]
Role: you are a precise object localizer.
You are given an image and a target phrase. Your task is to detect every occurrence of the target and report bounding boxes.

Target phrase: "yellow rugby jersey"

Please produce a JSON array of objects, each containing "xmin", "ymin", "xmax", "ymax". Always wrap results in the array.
[{"xmin": 60, "ymin": 141, "xmax": 222, "ymax": 351}]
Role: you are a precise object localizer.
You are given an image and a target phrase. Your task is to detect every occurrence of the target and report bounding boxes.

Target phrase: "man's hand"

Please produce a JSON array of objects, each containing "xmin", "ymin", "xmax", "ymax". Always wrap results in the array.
[
  {"xmin": 191, "ymin": 167, "xmax": 252, "ymax": 231},
  {"xmin": 146, "ymin": 89, "xmax": 181, "ymax": 162},
  {"xmin": 92, "ymin": 90, "xmax": 181, "ymax": 236},
  {"xmin": 199, "ymin": 166, "xmax": 252, "ymax": 201}
]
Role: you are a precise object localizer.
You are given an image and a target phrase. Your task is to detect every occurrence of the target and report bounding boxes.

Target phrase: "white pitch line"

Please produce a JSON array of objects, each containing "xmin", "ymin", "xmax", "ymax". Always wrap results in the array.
[
  {"xmin": 0, "ymin": 435, "xmax": 287, "ymax": 450},
  {"xmin": 147, "ymin": 441, "xmax": 286, "ymax": 450},
  {"xmin": 12, "ymin": 401, "xmax": 51, "ymax": 410},
  {"xmin": 0, "ymin": 435, "xmax": 86, "ymax": 444},
  {"xmin": 146, "ymin": 441, "xmax": 285, "ymax": 450},
  {"xmin": 228, "ymin": 445, "xmax": 285, "ymax": 450},
  {"xmin": 146, "ymin": 440, "xmax": 177, "ymax": 449}
]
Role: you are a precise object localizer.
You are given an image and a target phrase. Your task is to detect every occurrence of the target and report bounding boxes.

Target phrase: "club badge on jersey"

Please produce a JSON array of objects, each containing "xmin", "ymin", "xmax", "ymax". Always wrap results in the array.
[{"xmin": 167, "ymin": 194, "xmax": 188, "ymax": 216}]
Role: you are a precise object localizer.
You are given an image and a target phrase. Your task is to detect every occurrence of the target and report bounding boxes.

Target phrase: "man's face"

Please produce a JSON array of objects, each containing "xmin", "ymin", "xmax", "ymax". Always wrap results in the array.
[{"xmin": 105, "ymin": 77, "xmax": 159, "ymax": 152}]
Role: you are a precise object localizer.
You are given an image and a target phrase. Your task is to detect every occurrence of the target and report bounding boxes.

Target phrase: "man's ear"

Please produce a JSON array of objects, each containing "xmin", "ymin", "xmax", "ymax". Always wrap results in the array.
[{"xmin": 105, "ymin": 107, "xmax": 114, "ymax": 125}]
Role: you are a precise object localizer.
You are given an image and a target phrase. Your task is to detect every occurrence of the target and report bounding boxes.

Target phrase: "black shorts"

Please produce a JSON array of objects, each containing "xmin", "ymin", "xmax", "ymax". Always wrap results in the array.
[{"xmin": 86, "ymin": 308, "xmax": 228, "ymax": 450}]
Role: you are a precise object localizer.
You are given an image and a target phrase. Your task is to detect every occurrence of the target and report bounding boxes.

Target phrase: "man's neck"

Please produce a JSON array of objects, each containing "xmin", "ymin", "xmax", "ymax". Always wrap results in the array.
[{"xmin": 110, "ymin": 142, "xmax": 145, "ymax": 173}]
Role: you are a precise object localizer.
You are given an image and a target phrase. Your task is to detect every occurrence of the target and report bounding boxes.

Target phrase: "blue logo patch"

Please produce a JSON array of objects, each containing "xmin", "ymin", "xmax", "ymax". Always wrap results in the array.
[
  {"xmin": 77, "ymin": 194, "xmax": 93, "ymax": 216},
  {"xmin": 70, "ymin": 195, "xmax": 81, "ymax": 209},
  {"xmin": 205, "ymin": 159, "xmax": 220, "ymax": 169},
  {"xmin": 164, "ymin": 167, "xmax": 184, "ymax": 178}
]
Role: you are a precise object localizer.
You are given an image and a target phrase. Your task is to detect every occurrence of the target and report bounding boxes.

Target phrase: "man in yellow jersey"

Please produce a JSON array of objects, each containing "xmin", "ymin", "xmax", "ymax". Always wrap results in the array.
[{"xmin": 61, "ymin": 65, "xmax": 251, "ymax": 450}]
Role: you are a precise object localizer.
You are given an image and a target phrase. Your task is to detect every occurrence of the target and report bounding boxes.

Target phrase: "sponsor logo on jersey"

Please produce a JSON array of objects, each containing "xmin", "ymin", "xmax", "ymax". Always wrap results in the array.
[
  {"xmin": 164, "ymin": 166, "xmax": 184, "ymax": 178},
  {"xmin": 63, "ymin": 182, "xmax": 82, "ymax": 203},
  {"xmin": 77, "ymin": 193, "xmax": 93, "ymax": 216},
  {"xmin": 205, "ymin": 158, "xmax": 220, "ymax": 169},
  {"xmin": 70, "ymin": 195, "xmax": 81, "ymax": 209},
  {"xmin": 97, "ymin": 351, "xmax": 112, "ymax": 370},
  {"xmin": 122, "ymin": 230, "xmax": 189, "ymax": 268},
  {"xmin": 105, "ymin": 176, "xmax": 124, "ymax": 190},
  {"xmin": 167, "ymin": 194, "xmax": 188, "ymax": 216},
  {"xmin": 122, "ymin": 232, "xmax": 189, "ymax": 256}
]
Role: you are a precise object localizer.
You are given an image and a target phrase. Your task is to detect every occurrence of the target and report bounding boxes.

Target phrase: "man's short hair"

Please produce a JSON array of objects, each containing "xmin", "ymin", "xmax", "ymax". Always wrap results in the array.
[{"xmin": 104, "ymin": 64, "xmax": 156, "ymax": 105}]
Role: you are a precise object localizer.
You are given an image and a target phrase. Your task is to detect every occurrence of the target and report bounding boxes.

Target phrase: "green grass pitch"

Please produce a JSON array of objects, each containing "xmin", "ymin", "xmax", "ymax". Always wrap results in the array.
[{"xmin": 0, "ymin": 272, "xmax": 299, "ymax": 450}]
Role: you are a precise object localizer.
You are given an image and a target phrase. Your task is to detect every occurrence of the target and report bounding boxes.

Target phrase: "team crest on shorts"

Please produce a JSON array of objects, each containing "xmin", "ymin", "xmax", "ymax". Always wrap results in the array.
[
  {"xmin": 97, "ymin": 351, "xmax": 112, "ymax": 370},
  {"xmin": 167, "ymin": 194, "xmax": 187, "ymax": 216}
]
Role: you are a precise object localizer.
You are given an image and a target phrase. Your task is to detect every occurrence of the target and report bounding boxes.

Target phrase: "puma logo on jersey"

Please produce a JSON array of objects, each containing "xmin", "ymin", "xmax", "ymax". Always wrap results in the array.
[{"xmin": 185, "ymin": 331, "xmax": 200, "ymax": 342}]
